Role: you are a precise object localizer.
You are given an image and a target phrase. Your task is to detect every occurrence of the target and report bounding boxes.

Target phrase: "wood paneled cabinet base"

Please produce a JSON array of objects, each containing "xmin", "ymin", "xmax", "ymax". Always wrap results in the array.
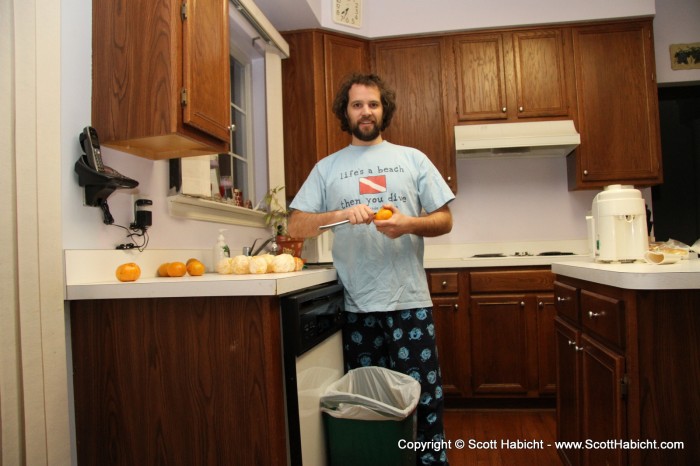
[
  {"xmin": 554, "ymin": 276, "xmax": 700, "ymax": 466},
  {"xmin": 70, "ymin": 296, "xmax": 287, "ymax": 466},
  {"xmin": 428, "ymin": 267, "xmax": 556, "ymax": 402}
]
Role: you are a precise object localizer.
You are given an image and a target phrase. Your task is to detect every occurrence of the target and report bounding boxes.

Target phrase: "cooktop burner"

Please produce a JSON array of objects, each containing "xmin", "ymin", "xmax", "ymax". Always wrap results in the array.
[{"xmin": 470, "ymin": 251, "xmax": 576, "ymax": 258}]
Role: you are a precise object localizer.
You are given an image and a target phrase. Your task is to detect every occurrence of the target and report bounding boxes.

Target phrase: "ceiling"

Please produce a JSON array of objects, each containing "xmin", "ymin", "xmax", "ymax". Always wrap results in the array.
[{"xmin": 252, "ymin": 0, "xmax": 321, "ymax": 32}]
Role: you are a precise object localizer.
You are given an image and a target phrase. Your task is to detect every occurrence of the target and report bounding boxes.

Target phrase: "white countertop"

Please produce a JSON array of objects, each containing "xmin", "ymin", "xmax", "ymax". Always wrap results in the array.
[
  {"xmin": 552, "ymin": 259, "xmax": 700, "ymax": 290},
  {"xmin": 64, "ymin": 249, "xmax": 337, "ymax": 300}
]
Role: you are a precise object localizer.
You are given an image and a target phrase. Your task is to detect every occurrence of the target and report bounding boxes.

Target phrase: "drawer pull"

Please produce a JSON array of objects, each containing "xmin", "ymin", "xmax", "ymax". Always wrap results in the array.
[
  {"xmin": 568, "ymin": 340, "xmax": 584, "ymax": 351},
  {"xmin": 480, "ymin": 301, "xmax": 525, "ymax": 307},
  {"xmin": 442, "ymin": 281, "xmax": 448, "ymax": 288},
  {"xmin": 557, "ymin": 296, "xmax": 571, "ymax": 303},
  {"xmin": 588, "ymin": 311, "xmax": 606, "ymax": 319}
]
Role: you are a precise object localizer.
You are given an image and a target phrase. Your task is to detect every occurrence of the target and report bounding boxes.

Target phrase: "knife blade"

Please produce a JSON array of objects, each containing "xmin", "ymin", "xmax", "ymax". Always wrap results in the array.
[{"xmin": 318, "ymin": 219, "xmax": 350, "ymax": 230}]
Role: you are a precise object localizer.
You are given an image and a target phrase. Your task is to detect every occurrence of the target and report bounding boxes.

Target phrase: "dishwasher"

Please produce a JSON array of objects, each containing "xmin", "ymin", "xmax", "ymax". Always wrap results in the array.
[{"xmin": 281, "ymin": 282, "xmax": 345, "ymax": 466}]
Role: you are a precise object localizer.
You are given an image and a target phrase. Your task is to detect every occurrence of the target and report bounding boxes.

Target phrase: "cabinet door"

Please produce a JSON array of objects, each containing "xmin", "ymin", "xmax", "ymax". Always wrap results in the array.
[
  {"xmin": 453, "ymin": 33, "xmax": 508, "ymax": 121},
  {"xmin": 373, "ymin": 37, "xmax": 457, "ymax": 191},
  {"xmin": 324, "ymin": 34, "xmax": 369, "ymax": 155},
  {"xmin": 536, "ymin": 294, "xmax": 557, "ymax": 395},
  {"xmin": 571, "ymin": 20, "xmax": 662, "ymax": 188},
  {"xmin": 580, "ymin": 333, "xmax": 627, "ymax": 466},
  {"xmin": 432, "ymin": 296, "xmax": 470, "ymax": 398},
  {"xmin": 282, "ymin": 31, "xmax": 369, "ymax": 198},
  {"xmin": 512, "ymin": 29, "xmax": 569, "ymax": 118},
  {"xmin": 555, "ymin": 317, "xmax": 581, "ymax": 466},
  {"xmin": 92, "ymin": 0, "xmax": 230, "ymax": 159},
  {"xmin": 470, "ymin": 294, "xmax": 530, "ymax": 394},
  {"xmin": 182, "ymin": 0, "xmax": 231, "ymax": 142}
]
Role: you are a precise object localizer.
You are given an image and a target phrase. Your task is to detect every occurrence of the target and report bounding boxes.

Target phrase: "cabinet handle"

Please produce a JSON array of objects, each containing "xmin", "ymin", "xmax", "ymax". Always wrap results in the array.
[
  {"xmin": 454, "ymin": 303, "xmax": 459, "ymax": 311},
  {"xmin": 557, "ymin": 296, "xmax": 571, "ymax": 303},
  {"xmin": 518, "ymin": 106, "xmax": 524, "ymax": 112},
  {"xmin": 479, "ymin": 301, "xmax": 523, "ymax": 306},
  {"xmin": 229, "ymin": 124, "xmax": 236, "ymax": 132},
  {"xmin": 583, "ymin": 169, "xmax": 588, "ymax": 176},
  {"xmin": 588, "ymin": 311, "xmax": 606, "ymax": 319},
  {"xmin": 441, "ymin": 281, "xmax": 448, "ymax": 288},
  {"xmin": 502, "ymin": 107, "xmax": 507, "ymax": 113},
  {"xmin": 446, "ymin": 176, "xmax": 452, "ymax": 182},
  {"xmin": 568, "ymin": 340, "xmax": 584, "ymax": 351}
]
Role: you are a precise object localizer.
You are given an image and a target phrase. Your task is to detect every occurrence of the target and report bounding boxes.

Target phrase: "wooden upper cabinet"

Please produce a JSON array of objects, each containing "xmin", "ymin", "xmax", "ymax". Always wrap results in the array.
[
  {"xmin": 282, "ymin": 31, "xmax": 369, "ymax": 198},
  {"xmin": 92, "ymin": 0, "xmax": 230, "ymax": 159},
  {"xmin": 372, "ymin": 37, "xmax": 457, "ymax": 192},
  {"xmin": 451, "ymin": 28, "xmax": 571, "ymax": 122},
  {"xmin": 568, "ymin": 20, "xmax": 662, "ymax": 189}
]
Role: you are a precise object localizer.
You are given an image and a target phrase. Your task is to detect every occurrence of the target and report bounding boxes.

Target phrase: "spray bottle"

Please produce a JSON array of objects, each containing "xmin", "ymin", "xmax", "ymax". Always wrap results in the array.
[{"xmin": 213, "ymin": 229, "xmax": 230, "ymax": 270}]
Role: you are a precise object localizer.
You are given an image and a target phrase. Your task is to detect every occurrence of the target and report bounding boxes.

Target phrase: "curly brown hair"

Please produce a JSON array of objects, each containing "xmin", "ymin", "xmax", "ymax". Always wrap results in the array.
[{"xmin": 331, "ymin": 73, "xmax": 397, "ymax": 134}]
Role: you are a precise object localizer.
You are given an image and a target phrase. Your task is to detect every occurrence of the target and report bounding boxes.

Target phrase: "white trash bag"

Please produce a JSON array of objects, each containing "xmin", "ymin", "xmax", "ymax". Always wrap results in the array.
[{"xmin": 320, "ymin": 366, "xmax": 421, "ymax": 421}]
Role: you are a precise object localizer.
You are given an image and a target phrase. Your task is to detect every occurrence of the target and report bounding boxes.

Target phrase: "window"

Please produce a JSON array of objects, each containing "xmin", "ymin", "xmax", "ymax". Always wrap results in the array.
[
  {"xmin": 167, "ymin": 0, "xmax": 288, "ymax": 227},
  {"xmin": 218, "ymin": 52, "xmax": 254, "ymax": 205}
]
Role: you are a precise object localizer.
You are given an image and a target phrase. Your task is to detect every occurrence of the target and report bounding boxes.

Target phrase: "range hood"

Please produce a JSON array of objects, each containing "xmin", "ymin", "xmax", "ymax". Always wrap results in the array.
[{"xmin": 455, "ymin": 120, "xmax": 580, "ymax": 158}]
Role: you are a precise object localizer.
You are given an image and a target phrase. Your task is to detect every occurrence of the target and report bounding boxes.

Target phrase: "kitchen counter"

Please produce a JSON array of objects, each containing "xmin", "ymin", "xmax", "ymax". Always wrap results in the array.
[
  {"xmin": 552, "ymin": 258, "xmax": 700, "ymax": 290},
  {"xmin": 424, "ymin": 254, "xmax": 591, "ymax": 269},
  {"xmin": 64, "ymin": 249, "xmax": 337, "ymax": 300}
]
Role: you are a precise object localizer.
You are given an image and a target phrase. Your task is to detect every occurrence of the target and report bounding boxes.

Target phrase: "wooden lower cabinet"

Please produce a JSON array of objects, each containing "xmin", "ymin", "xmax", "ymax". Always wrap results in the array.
[
  {"xmin": 70, "ymin": 296, "xmax": 287, "ymax": 466},
  {"xmin": 554, "ymin": 276, "xmax": 700, "ymax": 466},
  {"xmin": 556, "ymin": 317, "xmax": 626, "ymax": 466},
  {"xmin": 429, "ymin": 271, "xmax": 470, "ymax": 397},
  {"xmin": 428, "ymin": 267, "xmax": 555, "ymax": 401}
]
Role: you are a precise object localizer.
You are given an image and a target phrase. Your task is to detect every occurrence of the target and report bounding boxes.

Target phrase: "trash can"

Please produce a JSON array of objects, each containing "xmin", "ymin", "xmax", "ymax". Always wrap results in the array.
[{"xmin": 320, "ymin": 366, "xmax": 421, "ymax": 466}]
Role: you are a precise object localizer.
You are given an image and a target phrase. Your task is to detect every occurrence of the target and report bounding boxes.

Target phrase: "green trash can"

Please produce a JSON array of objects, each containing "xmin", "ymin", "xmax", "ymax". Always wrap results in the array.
[{"xmin": 320, "ymin": 367, "xmax": 420, "ymax": 466}]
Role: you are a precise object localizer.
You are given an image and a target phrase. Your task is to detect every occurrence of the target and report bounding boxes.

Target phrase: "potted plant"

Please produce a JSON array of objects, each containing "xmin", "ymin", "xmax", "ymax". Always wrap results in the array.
[{"xmin": 262, "ymin": 186, "xmax": 304, "ymax": 257}]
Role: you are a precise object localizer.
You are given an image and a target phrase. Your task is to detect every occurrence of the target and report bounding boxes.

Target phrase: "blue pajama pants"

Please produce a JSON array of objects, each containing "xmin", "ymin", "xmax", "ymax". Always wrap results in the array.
[{"xmin": 342, "ymin": 308, "xmax": 449, "ymax": 466}]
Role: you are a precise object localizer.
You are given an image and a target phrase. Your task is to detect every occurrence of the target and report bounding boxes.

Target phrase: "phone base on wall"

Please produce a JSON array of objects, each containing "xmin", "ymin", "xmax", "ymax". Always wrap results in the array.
[{"xmin": 74, "ymin": 155, "xmax": 138, "ymax": 207}]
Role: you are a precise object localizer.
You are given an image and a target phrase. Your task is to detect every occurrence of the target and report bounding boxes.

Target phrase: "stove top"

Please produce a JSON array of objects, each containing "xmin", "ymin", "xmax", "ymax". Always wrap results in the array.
[{"xmin": 470, "ymin": 251, "xmax": 576, "ymax": 258}]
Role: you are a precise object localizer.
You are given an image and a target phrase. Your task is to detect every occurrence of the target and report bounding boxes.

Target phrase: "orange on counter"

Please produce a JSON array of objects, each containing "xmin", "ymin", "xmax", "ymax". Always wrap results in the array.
[
  {"xmin": 157, "ymin": 262, "xmax": 170, "ymax": 277},
  {"xmin": 166, "ymin": 261, "xmax": 187, "ymax": 277},
  {"xmin": 186, "ymin": 259, "xmax": 205, "ymax": 276},
  {"xmin": 374, "ymin": 208, "xmax": 393, "ymax": 221},
  {"xmin": 116, "ymin": 263, "xmax": 141, "ymax": 282}
]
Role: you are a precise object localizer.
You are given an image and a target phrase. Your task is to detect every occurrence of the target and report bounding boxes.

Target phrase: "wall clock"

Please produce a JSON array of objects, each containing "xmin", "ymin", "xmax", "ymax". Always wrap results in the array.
[{"xmin": 332, "ymin": 0, "xmax": 362, "ymax": 28}]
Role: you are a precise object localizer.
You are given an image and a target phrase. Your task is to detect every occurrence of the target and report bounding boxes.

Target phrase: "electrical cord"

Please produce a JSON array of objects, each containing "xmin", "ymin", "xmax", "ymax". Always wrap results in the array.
[
  {"xmin": 111, "ymin": 222, "xmax": 150, "ymax": 252},
  {"xmin": 100, "ymin": 199, "xmax": 150, "ymax": 251}
]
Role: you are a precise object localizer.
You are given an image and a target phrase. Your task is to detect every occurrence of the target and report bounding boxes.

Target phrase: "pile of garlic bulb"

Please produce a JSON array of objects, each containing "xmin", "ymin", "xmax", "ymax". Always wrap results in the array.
[{"xmin": 217, "ymin": 253, "xmax": 304, "ymax": 275}]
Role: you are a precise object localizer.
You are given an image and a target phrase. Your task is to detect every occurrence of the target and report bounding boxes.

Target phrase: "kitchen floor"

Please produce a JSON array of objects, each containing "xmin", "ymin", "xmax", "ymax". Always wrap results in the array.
[{"xmin": 443, "ymin": 409, "xmax": 563, "ymax": 466}]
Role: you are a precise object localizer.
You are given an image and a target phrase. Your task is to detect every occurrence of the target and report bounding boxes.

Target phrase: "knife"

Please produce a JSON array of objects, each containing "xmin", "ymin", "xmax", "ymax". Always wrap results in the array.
[{"xmin": 318, "ymin": 219, "xmax": 350, "ymax": 230}]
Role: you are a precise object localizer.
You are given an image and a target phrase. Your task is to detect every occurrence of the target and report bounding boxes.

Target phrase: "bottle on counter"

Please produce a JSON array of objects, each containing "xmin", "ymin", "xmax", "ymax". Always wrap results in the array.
[{"xmin": 213, "ymin": 229, "xmax": 230, "ymax": 270}]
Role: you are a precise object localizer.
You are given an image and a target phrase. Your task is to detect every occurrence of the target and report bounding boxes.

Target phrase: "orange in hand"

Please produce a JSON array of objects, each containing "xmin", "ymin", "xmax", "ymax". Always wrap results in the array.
[{"xmin": 374, "ymin": 208, "xmax": 393, "ymax": 221}]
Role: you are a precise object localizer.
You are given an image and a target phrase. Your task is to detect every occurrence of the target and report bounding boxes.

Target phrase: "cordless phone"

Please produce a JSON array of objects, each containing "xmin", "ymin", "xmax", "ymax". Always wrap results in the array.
[{"xmin": 80, "ymin": 126, "xmax": 105, "ymax": 172}]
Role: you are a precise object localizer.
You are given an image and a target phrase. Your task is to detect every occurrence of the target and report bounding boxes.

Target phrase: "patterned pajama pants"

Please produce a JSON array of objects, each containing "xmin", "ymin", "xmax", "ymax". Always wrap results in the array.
[{"xmin": 342, "ymin": 308, "xmax": 449, "ymax": 466}]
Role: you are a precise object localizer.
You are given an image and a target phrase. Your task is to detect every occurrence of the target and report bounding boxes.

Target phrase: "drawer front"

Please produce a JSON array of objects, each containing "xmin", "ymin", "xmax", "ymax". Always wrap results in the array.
[
  {"xmin": 429, "ymin": 272, "xmax": 460, "ymax": 294},
  {"xmin": 580, "ymin": 290, "xmax": 626, "ymax": 349},
  {"xmin": 470, "ymin": 270, "xmax": 554, "ymax": 293},
  {"xmin": 554, "ymin": 281, "xmax": 579, "ymax": 323}
]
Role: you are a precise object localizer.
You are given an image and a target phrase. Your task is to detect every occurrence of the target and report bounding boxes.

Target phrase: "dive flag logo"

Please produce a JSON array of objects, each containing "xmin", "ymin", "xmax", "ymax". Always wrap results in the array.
[{"xmin": 359, "ymin": 175, "xmax": 387, "ymax": 194}]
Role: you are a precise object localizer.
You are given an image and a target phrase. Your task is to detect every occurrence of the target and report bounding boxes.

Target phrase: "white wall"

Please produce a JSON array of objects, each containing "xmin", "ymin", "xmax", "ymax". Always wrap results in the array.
[
  {"xmin": 653, "ymin": 0, "xmax": 700, "ymax": 84},
  {"xmin": 61, "ymin": 0, "xmax": 691, "ymax": 254},
  {"xmin": 260, "ymin": 0, "xmax": 656, "ymax": 38},
  {"xmin": 61, "ymin": 0, "xmax": 270, "ymax": 254}
]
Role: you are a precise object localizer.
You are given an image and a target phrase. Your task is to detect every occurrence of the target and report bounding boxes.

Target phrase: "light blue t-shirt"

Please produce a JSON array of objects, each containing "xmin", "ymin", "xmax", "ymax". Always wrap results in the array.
[{"xmin": 290, "ymin": 141, "xmax": 455, "ymax": 313}]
